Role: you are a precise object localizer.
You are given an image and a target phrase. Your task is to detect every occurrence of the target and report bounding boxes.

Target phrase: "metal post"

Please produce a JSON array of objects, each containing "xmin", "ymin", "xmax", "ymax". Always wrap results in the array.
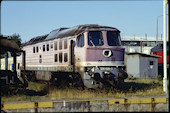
[
  {"xmin": 0, "ymin": 1, "xmax": 1, "ymax": 35},
  {"xmin": 4, "ymin": 53, "xmax": 8, "ymax": 70},
  {"xmin": 163, "ymin": 0, "xmax": 167, "ymax": 94},
  {"xmin": 13, "ymin": 52, "xmax": 16, "ymax": 72},
  {"xmin": 23, "ymin": 51, "xmax": 26, "ymax": 70},
  {"xmin": 168, "ymin": 0, "xmax": 170, "ymax": 78},
  {"xmin": 156, "ymin": 18, "xmax": 158, "ymax": 44}
]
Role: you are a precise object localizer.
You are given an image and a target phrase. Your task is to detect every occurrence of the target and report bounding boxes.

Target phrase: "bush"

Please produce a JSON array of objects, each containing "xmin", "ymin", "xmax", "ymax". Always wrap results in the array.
[{"xmin": 157, "ymin": 74, "xmax": 163, "ymax": 81}]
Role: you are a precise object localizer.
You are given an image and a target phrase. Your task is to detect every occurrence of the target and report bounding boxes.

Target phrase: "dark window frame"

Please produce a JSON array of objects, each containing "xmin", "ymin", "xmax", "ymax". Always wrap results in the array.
[
  {"xmin": 33, "ymin": 47, "xmax": 35, "ymax": 53},
  {"xmin": 107, "ymin": 31, "xmax": 121, "ymax": 46},
  {"xmin": 64, "ymin": 40, "xmax": 67, "ymax": 49},
  {"xmin": 88, "ymin": 31, "xmax": 104, "ymax": 46},
  {"xmin": 47, "ymin": 44, "xmax": 49, "ymax": 51},
  {"xmin": 59, "ymin": 41, "xmax": 62, "ymax": 50},
  {"xmin": 150, "ymin": 61, "xmax": 154, "ymax": 65},
  {"xmin": 64, "ymin": 53, "xmax": 68, "ymax": 62},
  {"xmin": 54, "ymin": 42, "xmax": 57, "ymax": 50},
  {"xmin": 77, "ymin": 34, "xmax": 84, "ymax": 47},
  {"xmin": 59, "ymin": 52, "xmax": 62, "ymax": 63},
  {"xmin": 39, "ymin": 55, "xmax": 42, "ymax": 63},
  {"xmin": 36, "ymin": 46, "xmax": 39, "ymax": 53},
  {"xmin": 43, "ymin": 45, "xmax": 45, "ymax": 52},
  {"xmin": 54, "ymin": 54, "xmax": 58, "ymax": 62}
]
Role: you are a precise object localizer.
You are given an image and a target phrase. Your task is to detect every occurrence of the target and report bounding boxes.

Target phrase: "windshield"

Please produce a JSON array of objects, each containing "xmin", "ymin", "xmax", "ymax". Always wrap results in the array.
[
  {"xmin": 88, "ymin": 31, "xmax": 104, "ymax": 46},
  {"xmin": 107, "ymin": 31, "xmax": 121, "ymax": 46}
]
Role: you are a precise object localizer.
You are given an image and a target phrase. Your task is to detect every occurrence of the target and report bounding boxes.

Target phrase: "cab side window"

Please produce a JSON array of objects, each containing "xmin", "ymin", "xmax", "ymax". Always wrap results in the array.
[{"xmin": 77, "ymin": 34, "xmax": 84, "ymax": 47}]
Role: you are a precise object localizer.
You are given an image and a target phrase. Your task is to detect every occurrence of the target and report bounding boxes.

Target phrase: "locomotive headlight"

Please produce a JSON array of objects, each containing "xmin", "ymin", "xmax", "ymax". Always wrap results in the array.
[{"xmin": 103, "ymin": 49, "xmax": 112, "ymax": 57}]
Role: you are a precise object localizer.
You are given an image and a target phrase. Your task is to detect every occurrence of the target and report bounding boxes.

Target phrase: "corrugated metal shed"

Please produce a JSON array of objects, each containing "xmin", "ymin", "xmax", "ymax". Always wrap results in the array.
[{"xmin": 126, "ymin": 52, "xmax": 160, "ymax": 78}]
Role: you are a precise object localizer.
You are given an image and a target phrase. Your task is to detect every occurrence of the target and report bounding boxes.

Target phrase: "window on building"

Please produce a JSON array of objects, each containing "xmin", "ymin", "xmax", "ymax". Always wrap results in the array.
[
  {"xmin": 47, "ymin": 44, "xmax": 49, "ymax": 51},
  {"xmin": 64, "ymin": 53, "xmax": 68, "ymax": 62},
  {"xmin": 64, "ymin": 40, "xmax": 67, "ymax": 49},
  {"xmin": 55, "ymin": 42, "xmax": 57, "ymax": 50},
  {"xmin": 43, "ymin": 45, "xmax": 45, "ymax": 52},
  {"xmin": 59, "ymin": 41, "xmax": 62, "ymax": 50},
  {"xmin": 77, "ymin": 34, "xmax": 84, "ymax": 47},
  {"xmin": 59, "ymin": 52, "xmax": 62, "ymax": 63},
  {"xmin": 150, "ymin": 61, "xmax": 154, "ymax": 65},
  {"xmin": 54, "ymin": 54, "xmax": 58, "ymax": 62},
  {"xmin": 142, "ymin": 42, "xmax": 147, "ymax": 46}
]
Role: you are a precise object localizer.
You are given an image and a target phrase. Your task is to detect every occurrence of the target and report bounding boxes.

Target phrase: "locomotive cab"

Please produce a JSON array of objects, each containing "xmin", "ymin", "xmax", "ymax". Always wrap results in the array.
[{"xmin": 75, "ymin": 30, "xmax": 127, "ymax": 88}]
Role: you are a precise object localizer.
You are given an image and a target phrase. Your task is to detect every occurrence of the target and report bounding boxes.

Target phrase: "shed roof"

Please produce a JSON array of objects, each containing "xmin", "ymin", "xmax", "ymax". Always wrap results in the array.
[
  {"xmin": 127, "ymin": 52, "xmax": 161, "ymax": 58},
  {"xmin": 23, "ymin": 24, "xmax": 119, "ymax": 46}
]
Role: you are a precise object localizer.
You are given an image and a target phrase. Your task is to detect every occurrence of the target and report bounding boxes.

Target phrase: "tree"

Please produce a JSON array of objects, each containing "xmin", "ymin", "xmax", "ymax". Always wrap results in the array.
[{"xmin": 11, "ymin": 33, "xmax": 22, "ymax": 48}]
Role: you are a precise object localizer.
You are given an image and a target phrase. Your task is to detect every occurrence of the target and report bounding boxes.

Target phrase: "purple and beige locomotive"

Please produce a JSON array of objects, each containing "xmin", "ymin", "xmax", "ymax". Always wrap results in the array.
[{"xmin": 21, "ymin": 24, "xmax": 128, "ymax": 89}]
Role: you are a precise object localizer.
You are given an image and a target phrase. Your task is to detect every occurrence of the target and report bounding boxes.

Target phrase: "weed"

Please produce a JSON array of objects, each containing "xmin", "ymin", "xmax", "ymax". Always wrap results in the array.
[
  {"xmin": 157, "ymin": 74, "xmax": 163, "ymax": 81},
  {"xmin": 1, "ymin": 78, "xmax": 168, "ymax": 102}
]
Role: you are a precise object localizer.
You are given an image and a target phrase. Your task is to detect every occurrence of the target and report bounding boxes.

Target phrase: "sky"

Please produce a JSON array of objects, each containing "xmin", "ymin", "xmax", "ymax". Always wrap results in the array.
[{"xmin": 1, "ymin": 0, "xmax": 168, "ymax": 43}]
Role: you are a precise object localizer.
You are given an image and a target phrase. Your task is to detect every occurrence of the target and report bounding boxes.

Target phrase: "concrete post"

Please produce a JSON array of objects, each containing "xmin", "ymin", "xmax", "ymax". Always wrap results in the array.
[{"xmin": 163, "ymin": 0, "xmax": 168, "ymax": 94}]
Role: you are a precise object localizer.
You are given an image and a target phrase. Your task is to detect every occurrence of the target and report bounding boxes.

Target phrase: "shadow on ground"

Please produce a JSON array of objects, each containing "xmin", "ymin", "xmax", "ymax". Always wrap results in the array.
[
  {"xmin": 116, "ymin": 81, "xmax": 160, "ymax": 92},
  {"xmin": 24, "ymin": 89, "xmax": 47, "ymax": 96}
]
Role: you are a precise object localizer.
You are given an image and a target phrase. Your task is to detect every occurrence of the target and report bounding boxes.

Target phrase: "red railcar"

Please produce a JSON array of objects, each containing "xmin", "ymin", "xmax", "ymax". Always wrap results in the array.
[
  {"xmin": 150, "ymin": 43, "xmax": 169, "ymax": 65},
  {"xmin": 150, "ymin": 42, "xmax": 169, "ymax": 76}
]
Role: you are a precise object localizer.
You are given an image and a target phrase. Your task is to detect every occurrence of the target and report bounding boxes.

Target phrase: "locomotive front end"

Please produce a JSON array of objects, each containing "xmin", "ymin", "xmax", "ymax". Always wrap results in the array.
[{"xmin": 75, "ymin": 28, "xmax": 128, "ymax": 89}]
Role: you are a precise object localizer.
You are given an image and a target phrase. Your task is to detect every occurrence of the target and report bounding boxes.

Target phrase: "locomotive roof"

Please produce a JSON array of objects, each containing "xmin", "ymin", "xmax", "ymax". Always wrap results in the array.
[
  {"xmin": 151, "ymin": 42, "xmax": 169, "ymax": 51},
  {"xmin": 23, "ymin": 24, "xmax": 119, "ymax": 46}
]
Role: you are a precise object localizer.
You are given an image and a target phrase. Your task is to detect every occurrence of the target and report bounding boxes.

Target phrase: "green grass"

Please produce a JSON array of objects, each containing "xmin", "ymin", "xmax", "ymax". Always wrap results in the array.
[{"xmin": 1, "ymin": 78, "xmax": 168, "ymax": 102}]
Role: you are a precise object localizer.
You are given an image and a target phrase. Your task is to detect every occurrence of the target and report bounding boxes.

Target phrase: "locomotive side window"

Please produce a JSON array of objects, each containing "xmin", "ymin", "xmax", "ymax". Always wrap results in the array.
[
  {"xmin": 88, "ymin": 31, "xmax": 103, "ymax": 46},
  {"xmin": 59, "ymin": 41, "xmax": 62, "ymax": 50},
  {"xmin": 107, "ymin": 31, "xmax": 121, "ymax": 46},
  {"xmin": 64, "ymin": 40, "xmax": 67, "ymax": 49},
  {"xmin": 77, "ymin": 34, "xmax": 84, "ymax": 47},
  {"xmin": 43, "ymin": 45, "xmax": 45, "ymax": 52},
  {"xmin": 33, "ymin": 47, "xmax": 35, "ymax": 53},
  {"xmin": 36, "ymin": 46, "xmax": 39, "ymax": 53},
  {"xmin": 54, "ymin": 42, "xmax": 57, "ymax": 50},
  {"xmin": 51, "ymin": 44, "xmax": 53, "ymax": 49},
  {"xmin": 59, "ymin": 52, "xmax": 62, "ymax": 63},
  {"xmin": 64, "ymin": 53, "xmax": 68, "ymax": 62},
  {"xmin": 54, "ymin": 54, "xmax": 58, "ymax": 62},
  {"xmin": 39, "ymin": 55, "xmax": 42, "ymax": 63},
  {"xmin": 47, "ymin": 44, "xmax": 49, "ymax": 51}
]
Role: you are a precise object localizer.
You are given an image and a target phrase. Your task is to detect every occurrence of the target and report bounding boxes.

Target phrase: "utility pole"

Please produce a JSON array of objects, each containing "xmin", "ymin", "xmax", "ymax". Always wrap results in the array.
[
  {"xmin": 156, "ymin": 17, "xmax": 158, "ymax": 44},
  {"xmin": 145, "ymin": 33, "xmax": 147, "ymax": 40},
  {"xmin": 163, "ymin": 0, "xmax": 168, "ymax": 94}
]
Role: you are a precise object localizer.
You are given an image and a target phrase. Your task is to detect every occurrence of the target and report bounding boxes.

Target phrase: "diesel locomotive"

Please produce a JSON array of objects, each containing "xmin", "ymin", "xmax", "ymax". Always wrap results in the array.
[{"xmin": 3, "ymin": 24, "xmax": 128, "ymax": 89}]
